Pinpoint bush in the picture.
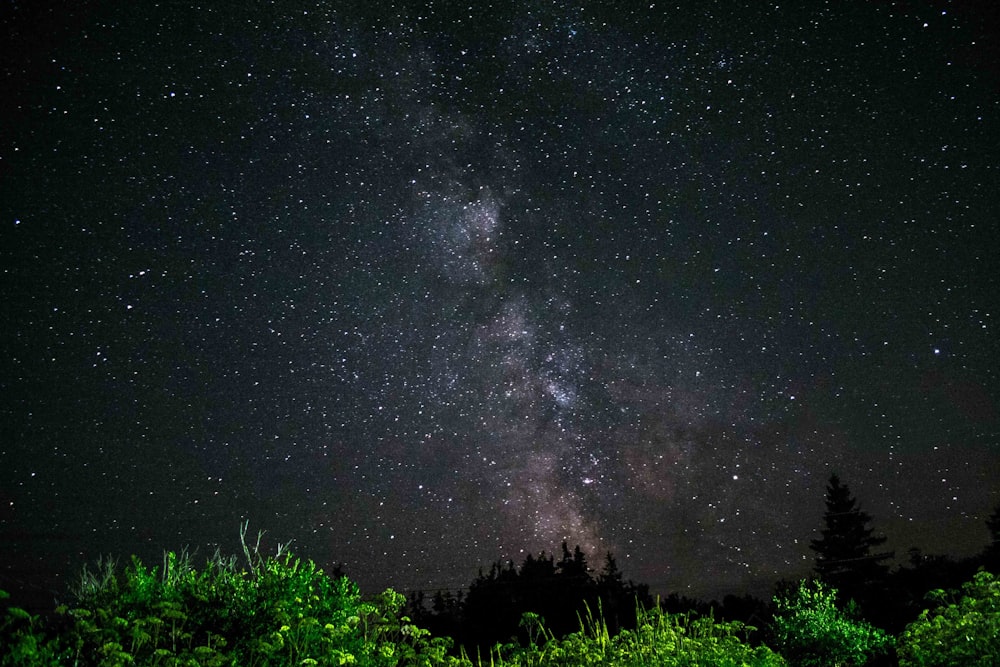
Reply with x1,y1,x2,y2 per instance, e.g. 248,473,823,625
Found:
897,569,1000,667
2,531,462,667
771,579,891,667
489,603,786,666
0,590,62,667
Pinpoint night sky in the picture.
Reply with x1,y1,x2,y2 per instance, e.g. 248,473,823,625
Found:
3,1,999,609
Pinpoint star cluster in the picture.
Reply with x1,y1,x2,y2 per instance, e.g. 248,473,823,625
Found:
2,1,999,605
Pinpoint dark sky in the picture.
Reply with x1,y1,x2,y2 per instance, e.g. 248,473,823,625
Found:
2,0,999,608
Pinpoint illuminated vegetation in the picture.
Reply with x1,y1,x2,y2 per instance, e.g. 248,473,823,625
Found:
2,520,999,665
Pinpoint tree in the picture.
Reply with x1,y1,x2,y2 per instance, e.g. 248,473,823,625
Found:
595,553,653,635
810,475,892,611
460,547,598,650
981,499,1000,573
771,579,892,667
441,543,659,653
556,542,590,581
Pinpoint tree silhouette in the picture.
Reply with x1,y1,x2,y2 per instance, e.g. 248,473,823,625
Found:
983,499,1000,573
409,543,651,654
461,544,598,646
557,542,590,582
810,474,892,612
595,552,653,635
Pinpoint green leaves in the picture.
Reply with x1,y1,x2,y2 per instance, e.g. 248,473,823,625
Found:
0,592,63,667
38,543,1000,667
897,569,1000,667
4,538,464,667
485,604,786,667
771,579,891,667
5,566,785,667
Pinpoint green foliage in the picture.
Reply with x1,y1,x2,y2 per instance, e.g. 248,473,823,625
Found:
0,589,62,667
2,567,787,667
485,602,786,667
10,529,1000,667
897,569,1000,667
0,525,465,667
0,529,798,667
771,579,891,667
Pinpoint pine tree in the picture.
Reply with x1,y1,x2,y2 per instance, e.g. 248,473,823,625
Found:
982,500,1000,572
810,474,892,605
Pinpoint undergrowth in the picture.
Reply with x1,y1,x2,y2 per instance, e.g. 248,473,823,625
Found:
2,526,996,666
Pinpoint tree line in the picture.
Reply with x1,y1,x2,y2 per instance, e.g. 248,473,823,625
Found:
406,543,653,652
404,474,1000,653
1,480,997,665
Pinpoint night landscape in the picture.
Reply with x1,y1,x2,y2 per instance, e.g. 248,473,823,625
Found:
2,1,999,664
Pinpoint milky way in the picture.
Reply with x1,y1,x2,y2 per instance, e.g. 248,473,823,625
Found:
2,1,999,606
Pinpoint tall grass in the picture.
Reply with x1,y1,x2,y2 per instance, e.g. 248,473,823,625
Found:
476,600,785,667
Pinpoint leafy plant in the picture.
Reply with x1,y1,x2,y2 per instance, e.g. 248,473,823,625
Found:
4,531,878,667
771,579,891,667
897,569,1000,667
0,590,63,667
486,601,785,666
16,525,476,667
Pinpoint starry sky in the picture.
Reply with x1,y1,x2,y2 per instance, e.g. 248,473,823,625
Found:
2,1,999,609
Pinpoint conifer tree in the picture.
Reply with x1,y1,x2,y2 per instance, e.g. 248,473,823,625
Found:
810,474,892,607
982,500,1000,572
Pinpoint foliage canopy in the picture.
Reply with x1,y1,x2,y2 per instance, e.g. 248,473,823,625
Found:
771,578,892,667
897,569,1000,667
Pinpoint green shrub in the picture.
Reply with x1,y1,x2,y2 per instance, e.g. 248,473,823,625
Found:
488,602,786,666
42,529,463,666
771,579,891,667
0,590,62,667
897,569,1000,667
